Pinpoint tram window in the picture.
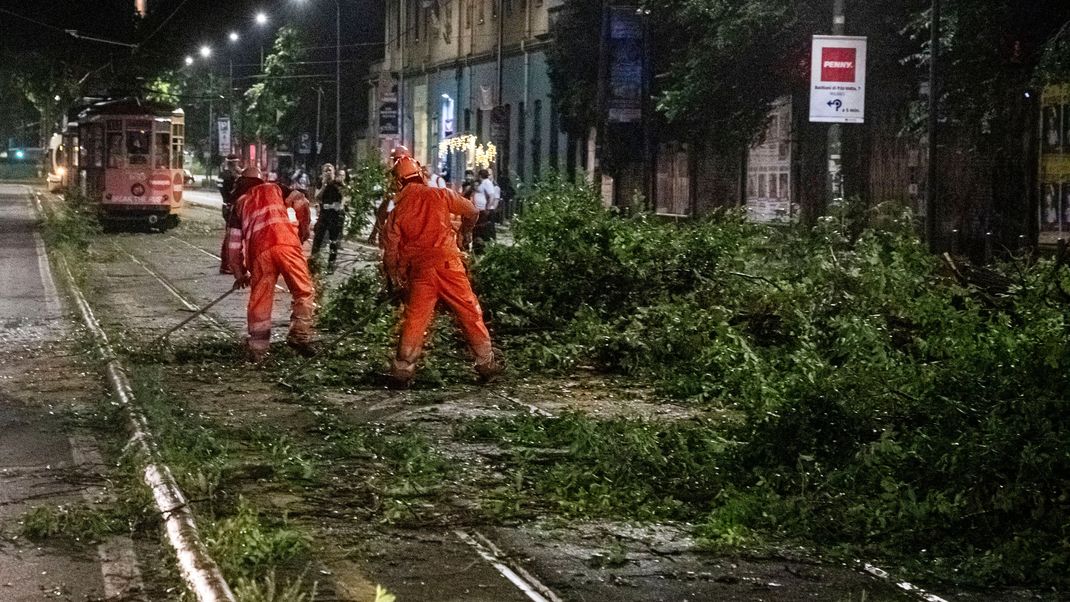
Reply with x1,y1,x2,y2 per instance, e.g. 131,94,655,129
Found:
87,125,104,168
154,133,170,169
126,128,151,165
172,141,184,169
107,132,125,168
107,119,122,132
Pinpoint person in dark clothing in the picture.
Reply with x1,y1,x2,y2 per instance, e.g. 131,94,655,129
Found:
311,163,346,271
217,156,242,274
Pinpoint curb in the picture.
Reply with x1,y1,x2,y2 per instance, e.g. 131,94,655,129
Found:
38,188,236,601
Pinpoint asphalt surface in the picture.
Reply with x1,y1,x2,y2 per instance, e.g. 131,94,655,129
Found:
0,184,116,600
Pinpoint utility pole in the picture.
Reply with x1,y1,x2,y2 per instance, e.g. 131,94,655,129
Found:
827,0,846,207
316,86,323,166
926,0,941,252
335,0,342,167
207,70,214,184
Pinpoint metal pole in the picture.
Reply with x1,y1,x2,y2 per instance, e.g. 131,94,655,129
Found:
826,0,845,210
229,57,235,157
336,0,342,167
208,71,214,183
316,86,323,166
926,0,940,252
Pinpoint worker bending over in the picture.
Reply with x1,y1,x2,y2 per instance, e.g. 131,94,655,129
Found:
381,152,502,387
224,167,317,361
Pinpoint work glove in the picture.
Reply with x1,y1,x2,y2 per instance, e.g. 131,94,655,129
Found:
234,271,251,289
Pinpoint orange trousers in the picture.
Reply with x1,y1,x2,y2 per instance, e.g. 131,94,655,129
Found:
248,245,316,352
397,257,492,365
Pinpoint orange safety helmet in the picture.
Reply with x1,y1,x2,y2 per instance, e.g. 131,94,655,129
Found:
390,146,411,161
391,155,424,184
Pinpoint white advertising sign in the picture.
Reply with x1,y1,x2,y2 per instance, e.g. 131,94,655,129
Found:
809,35,867,123
217,117,231,155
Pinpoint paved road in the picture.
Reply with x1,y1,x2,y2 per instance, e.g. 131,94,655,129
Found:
0,184,140,600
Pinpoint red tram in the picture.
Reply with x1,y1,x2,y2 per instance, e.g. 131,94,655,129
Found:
63,98,186,229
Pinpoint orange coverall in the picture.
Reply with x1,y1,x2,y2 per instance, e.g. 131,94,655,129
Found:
382,182,493,376
225,182,315,354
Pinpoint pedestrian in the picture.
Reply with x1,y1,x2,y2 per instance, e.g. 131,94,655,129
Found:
382,153,502,387
293,164,311,193
223,166,317,362
471,168,500,254
311,163,346,271
425,165,448,189
461,169,477,199
218,155,242,274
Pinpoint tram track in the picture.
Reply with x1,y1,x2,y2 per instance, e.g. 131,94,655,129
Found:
110,223,567,601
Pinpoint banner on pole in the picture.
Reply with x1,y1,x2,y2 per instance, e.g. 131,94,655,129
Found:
606,6,644,124
216,117,231,155
809,35,867,123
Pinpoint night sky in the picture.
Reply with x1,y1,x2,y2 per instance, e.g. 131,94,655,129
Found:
1,0,385,155
1,0,384,77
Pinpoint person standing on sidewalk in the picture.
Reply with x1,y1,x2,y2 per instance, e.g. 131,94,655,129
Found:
218,155,242,274
311,163,346,271
382,154,502,387
224,167,317,361
471,168,500,255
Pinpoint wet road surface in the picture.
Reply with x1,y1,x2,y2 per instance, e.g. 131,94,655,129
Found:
0,184,141,600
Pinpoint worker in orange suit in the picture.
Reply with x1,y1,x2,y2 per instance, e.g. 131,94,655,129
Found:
223,166,317,361
382,152,502,387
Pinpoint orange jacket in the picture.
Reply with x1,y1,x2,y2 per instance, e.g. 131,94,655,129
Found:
225,182,311,274
383,182,477,283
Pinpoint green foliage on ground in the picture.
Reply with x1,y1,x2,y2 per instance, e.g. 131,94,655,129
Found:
319,176,1070,586
469,178,1069,587
41,187,101,254
204,498,311,579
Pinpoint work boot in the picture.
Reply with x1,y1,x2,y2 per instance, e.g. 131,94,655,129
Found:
388,358,417,390
474,351,505,384
246,345,269,363
287,338,318,358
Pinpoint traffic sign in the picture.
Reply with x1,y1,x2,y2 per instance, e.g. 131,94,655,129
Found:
809,35,867,123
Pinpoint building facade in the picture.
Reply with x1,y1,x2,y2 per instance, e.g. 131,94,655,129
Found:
365,0,591,189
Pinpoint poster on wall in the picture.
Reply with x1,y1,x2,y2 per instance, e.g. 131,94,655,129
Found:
606,6,644,124
746,98,797,224
1040,85,1070,244
1043,104,1062,153
378,73,400,137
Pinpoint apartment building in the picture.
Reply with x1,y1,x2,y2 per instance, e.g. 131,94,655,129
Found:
365,0,584,186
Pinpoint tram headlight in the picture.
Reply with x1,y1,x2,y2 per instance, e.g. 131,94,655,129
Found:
131,183,146,197
56,167,66,177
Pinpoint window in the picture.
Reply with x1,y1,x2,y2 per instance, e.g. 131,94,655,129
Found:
154,133,171,169
126,120,152,166
464,109,471,132
476,109,484,140
516,101,526,180
505,0,512,16
479,0,485,23
532,99,542,178
547,102,557,170
107,132,124,168
466,0,473,29
415,0,421,40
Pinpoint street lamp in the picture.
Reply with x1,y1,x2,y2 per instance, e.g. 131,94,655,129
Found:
254,11,270,68
184,55,194,66
200,45,212,58
228,31,240,43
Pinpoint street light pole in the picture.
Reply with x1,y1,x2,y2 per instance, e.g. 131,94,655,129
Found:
826,0,846,211
335,0,342,167
926,0,941,252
